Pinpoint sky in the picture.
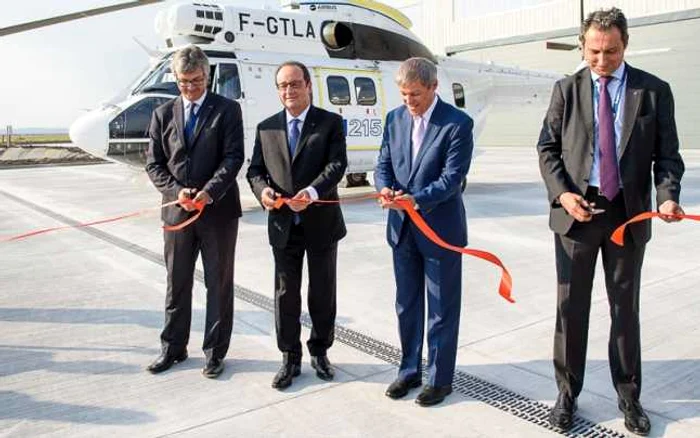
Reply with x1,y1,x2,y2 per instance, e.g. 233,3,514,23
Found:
0,0,527,130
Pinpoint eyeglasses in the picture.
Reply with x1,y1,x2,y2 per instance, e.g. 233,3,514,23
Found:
177,77,206,88
276,80,305,91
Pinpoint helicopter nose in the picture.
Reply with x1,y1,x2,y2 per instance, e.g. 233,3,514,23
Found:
69,109,112,159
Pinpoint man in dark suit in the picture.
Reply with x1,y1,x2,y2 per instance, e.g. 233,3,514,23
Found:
246,61,347,390
537,8,684,435
145,45,244,379
375,57,473,406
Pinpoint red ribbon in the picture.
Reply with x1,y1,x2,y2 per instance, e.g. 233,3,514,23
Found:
273,194,514,303
1,199,205,242
4,191,513,303
611,211,700,246
162,199,206,232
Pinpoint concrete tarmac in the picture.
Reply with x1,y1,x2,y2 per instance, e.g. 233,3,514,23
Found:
0,147,698,437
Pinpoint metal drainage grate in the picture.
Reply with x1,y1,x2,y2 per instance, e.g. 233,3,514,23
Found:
4,190,628,438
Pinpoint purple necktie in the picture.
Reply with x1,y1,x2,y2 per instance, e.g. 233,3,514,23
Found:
598,76,619,201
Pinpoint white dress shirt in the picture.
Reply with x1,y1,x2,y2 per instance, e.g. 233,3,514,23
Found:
412,95,439,161
182,91,207,126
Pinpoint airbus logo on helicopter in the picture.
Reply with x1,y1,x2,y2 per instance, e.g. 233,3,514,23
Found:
237,13,317,39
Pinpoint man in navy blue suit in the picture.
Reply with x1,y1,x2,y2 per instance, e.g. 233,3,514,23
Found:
375,57,474,406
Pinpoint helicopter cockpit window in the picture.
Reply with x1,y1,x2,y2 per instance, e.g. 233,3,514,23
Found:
109,96,172,139
133,59,179,96
354,77,376,106
216,64,242,100
452,83,465,108
327,76,350,106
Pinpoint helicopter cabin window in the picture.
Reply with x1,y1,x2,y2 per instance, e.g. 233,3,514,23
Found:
326,76,351,105
452,83,465,108
354,77,377,106
216,64,242,100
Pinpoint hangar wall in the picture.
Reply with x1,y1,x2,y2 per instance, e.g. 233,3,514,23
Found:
414,1,700,149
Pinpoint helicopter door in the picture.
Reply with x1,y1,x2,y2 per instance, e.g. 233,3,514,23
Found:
315,68,385,174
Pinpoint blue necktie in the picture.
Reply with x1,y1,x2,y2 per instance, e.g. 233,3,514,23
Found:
289,118,300,157
185,103,198,144
598,76,619,201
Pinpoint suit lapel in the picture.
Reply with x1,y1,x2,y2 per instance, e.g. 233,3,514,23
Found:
276,110,291,166
397,108,413,182
190,94,214,147
619,65,643,158
408,99,442,183
274,111,294,190
577,69,594,152
173,97,186,146
293,105,316,162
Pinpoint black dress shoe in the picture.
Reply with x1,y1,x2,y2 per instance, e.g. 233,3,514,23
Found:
549,391,577,431
311,355,334,381
272,362,301,389
618,398,651,436
415,385,452,406
202,358,224,379
146,350,188,374
385,376,422,399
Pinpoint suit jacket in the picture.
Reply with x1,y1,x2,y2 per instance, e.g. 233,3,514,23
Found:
146,93,245,226
374,98,474,255
246,105,347,249
537,64,684,244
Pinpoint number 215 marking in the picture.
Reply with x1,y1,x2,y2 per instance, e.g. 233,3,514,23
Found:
347,119,382,137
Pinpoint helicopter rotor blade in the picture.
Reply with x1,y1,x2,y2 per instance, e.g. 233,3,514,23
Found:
0,0,165,37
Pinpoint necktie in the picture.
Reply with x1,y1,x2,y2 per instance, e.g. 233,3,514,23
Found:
411,116,426,162
598,76,619,200
185,103,198,145
289,118,300,157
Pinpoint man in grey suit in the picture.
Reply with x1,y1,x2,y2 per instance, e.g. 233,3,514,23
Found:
247,61,347,390
537,8,684,435
146,45,244,379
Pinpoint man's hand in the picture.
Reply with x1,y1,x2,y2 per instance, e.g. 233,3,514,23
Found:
394,193,417,209
658,200,684,223
261,187,279,211
178,188,198,212
378,187,406,210
559,191,594,222
193,190,212,206
288,189,312,212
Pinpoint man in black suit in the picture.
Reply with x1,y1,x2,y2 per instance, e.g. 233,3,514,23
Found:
246,61,347,389
537,8,684,435
145,45,244,379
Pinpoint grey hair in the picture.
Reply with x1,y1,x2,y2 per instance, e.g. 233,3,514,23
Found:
171,45,210,79
395,57,437,87
579,7,629,48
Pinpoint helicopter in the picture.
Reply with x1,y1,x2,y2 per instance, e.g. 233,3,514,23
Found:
4,0,562,187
